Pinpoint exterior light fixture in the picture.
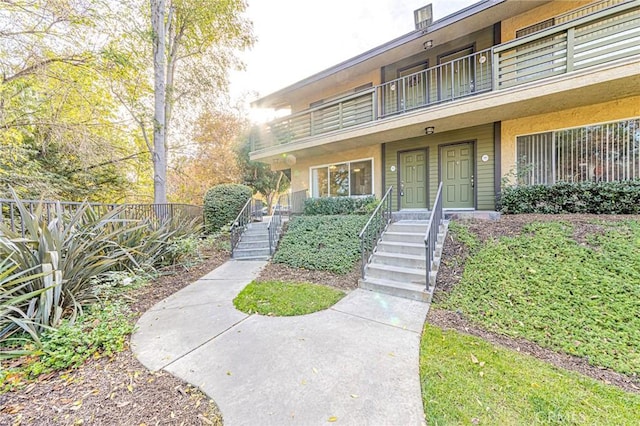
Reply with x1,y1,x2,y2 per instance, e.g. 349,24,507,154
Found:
425,126,435,135
423,39,434,50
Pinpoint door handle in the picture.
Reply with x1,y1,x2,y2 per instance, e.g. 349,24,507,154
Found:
400,181,405,196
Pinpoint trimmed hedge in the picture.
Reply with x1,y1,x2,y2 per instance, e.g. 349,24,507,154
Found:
303,196,377,215
203,183,252,233
273,215,368,274
499,181,640,214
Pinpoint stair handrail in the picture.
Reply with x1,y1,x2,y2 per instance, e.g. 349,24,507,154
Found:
358,186,393,279
230,197,256,256
423,182,444,291
268,203,283,255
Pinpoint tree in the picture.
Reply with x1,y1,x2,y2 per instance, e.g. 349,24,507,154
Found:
168,109,244,204
0,0,151,201
238,135,290,212
148,0,253,204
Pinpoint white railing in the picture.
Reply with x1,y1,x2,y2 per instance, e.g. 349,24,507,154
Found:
378,49,492,117
251,1,640,153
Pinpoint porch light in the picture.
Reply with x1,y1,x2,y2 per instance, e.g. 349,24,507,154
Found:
353,168,361,172
423,39,433,50
425,126,435,135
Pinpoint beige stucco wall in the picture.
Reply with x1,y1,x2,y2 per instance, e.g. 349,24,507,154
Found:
501,1,592,42
287,144,383,197
290,69,381,113
501,95,640,180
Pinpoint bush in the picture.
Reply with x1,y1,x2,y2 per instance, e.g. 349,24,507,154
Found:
273,215,368,274
203,184,252,233
303,196,377,216
499,181,640,214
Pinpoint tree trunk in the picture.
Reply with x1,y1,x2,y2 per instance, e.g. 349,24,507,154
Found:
151,0,167,204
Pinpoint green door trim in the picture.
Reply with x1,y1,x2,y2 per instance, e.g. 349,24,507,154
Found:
397,148,429,210
438,140,477,209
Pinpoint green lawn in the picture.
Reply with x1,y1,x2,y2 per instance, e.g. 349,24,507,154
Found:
421,325,640,425
233,281,345,316
439,220,640,375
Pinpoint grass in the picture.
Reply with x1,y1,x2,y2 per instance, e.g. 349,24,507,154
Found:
233,281,345,316
439,220,640,375
420,324,640,425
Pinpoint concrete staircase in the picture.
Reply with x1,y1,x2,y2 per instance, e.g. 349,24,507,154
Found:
232,221,272,261
359,220,449,302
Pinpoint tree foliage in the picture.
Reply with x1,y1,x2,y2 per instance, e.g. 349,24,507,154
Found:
0,0,254,202
238,138,290,211
169,109,244,204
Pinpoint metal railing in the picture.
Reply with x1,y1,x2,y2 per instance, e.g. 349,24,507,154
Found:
379,49,492,117
230,198,260,256
0,198,204,236
423,182,444,292
268,204,283,255
250,1,640,153
494,0,640,88
358,186,393,279
252,90,375,151
277,189,308,215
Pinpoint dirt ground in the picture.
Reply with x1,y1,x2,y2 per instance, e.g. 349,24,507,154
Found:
433,213,640,394
0,247,229,426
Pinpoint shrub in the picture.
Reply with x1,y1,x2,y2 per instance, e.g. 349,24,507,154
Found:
203,184,252,233
303,196,377,216
499,181,640,214
273,215,368,274
0,193,189,345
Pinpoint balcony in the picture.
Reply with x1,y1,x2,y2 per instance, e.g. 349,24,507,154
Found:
251,0,640,155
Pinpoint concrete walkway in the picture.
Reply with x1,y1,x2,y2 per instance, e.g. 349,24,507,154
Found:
131,260,430,425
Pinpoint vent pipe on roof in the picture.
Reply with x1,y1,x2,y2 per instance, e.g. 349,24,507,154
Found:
414,4,433,30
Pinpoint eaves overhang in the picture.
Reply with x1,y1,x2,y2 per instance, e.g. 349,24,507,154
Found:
251,0,508,109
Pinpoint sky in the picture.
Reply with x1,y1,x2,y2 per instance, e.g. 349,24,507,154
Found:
229,0,480,112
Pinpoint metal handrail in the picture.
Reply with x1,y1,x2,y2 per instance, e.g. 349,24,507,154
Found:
358,186,393,279
423,182,444,292
268,204,283,255
230,197,255,256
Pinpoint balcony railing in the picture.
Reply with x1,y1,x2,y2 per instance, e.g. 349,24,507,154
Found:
251,0,640,153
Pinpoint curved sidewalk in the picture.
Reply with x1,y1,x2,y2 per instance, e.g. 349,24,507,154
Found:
131,260,430,425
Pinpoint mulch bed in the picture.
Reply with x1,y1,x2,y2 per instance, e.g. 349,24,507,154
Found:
256,262,360,292
0,247,229,426
432,213,640,394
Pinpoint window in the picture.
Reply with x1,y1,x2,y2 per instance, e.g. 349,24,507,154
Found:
311,159,373,197
517,118,640,185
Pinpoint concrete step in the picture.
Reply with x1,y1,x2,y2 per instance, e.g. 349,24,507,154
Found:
370,252,426,270
364,263,426,285
240,232,270,242
233,255,270,261
377,241,424,257
237,240,270,249
359,277,431,302
387,221,429,234
382,231,425,244
233,247,271,259
247,222,269,230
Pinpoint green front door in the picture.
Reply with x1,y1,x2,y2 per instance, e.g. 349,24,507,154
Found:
441,143,474,209
399,150,427,209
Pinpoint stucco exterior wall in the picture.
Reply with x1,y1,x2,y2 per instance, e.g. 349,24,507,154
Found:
287,144,383,198
290,68,381,113
501,1,591,42
501,95,640,180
